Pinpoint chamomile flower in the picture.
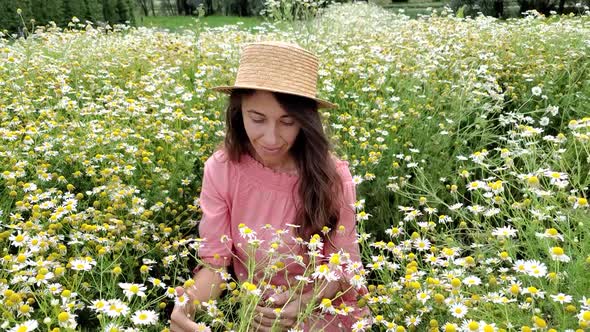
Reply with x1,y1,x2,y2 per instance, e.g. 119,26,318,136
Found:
104,299,130,317
193,323,212,332
8,320,38,332
549,246,570,262
535,228,564,241
491,226,517,238
9,232,29,247
352,175,363,185
89,299,108,313
319,298,336,314
524,260,548,277
467,180,485,191
70,258,94,271
131,310,158,325
351,318,371,332
312,264,339,281
462,276,482,287
578,310,590,324
104,323,123,332
118,283,147,300
241,282,261,296
550,293,572,304
449,303,468,318
411,237,430,251
574,197,588,209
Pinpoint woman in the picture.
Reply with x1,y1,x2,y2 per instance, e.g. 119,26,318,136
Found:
170,41,368,332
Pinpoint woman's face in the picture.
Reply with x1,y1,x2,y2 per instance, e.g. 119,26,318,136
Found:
241,90,301,168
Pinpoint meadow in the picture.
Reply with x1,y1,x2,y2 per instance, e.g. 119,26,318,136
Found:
1,3,589,331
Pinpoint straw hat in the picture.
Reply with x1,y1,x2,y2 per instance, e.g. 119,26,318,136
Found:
211,41,337,109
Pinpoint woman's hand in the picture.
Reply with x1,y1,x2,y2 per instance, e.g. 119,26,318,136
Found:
252,291,301,332
170,286,201,332
250,280,343,331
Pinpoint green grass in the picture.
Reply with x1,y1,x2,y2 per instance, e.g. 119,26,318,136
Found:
383,2,449,18
385,1,448,8
138,15,267,32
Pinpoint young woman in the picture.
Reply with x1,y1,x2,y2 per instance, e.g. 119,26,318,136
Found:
170,41,368,332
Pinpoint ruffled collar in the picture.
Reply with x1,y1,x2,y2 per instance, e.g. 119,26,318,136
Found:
239,153,301,192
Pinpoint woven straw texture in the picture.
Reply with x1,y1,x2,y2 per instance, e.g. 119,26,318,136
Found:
212,41,337,109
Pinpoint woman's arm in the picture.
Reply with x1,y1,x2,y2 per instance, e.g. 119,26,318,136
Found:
170,266,226,332
186,266,226,309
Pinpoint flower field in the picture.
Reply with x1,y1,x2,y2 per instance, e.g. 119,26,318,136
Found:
1,3,589,331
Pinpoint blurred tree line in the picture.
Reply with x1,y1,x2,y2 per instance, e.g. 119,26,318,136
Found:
153,0,268,16
1,0,272,34
450,0,589,18
1,0,135,34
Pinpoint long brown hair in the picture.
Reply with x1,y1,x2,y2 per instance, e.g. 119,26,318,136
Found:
221,88,343,240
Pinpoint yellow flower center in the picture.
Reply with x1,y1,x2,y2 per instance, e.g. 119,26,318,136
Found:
527,176,539,185
58,311,70,322
551,247,564,255
329,254,341,265
444,325,457,332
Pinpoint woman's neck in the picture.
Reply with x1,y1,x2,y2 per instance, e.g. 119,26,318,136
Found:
247,146,297,174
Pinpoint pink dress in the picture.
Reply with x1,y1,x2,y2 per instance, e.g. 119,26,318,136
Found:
195,150,369,331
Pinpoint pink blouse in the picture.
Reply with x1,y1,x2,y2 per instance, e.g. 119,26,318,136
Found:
196,149,368,331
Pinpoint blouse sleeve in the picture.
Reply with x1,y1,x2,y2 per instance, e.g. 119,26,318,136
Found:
323,162,368,302
194,152,234,274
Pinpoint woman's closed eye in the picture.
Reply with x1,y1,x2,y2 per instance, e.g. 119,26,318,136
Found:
251,118,295,126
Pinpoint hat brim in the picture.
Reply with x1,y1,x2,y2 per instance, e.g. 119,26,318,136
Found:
211,85,338,110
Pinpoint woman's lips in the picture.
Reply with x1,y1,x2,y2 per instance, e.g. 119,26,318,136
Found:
260,145,282,154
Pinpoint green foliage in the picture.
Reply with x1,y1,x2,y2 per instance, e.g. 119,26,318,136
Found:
211,0,242,15
62,0,87,22
456,3,466,16
0,0,32,34
0,0,135,34
85,0,104,22
30,0,65,26
260,0,333,21
450,0,503,17
247,0,268,16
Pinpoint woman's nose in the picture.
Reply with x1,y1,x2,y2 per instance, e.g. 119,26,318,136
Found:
262,125,280,146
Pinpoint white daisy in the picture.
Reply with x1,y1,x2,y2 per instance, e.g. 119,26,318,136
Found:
449,303,468,318
70,258,94,271
462,276,482,287
118,283,147,300
104,299,130,318
550,293,572,304
491,226,517,238
8,320,38,332
131,310,158,325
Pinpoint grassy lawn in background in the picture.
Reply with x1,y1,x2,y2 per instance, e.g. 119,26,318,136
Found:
139,15,267,32
385,1,450,18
